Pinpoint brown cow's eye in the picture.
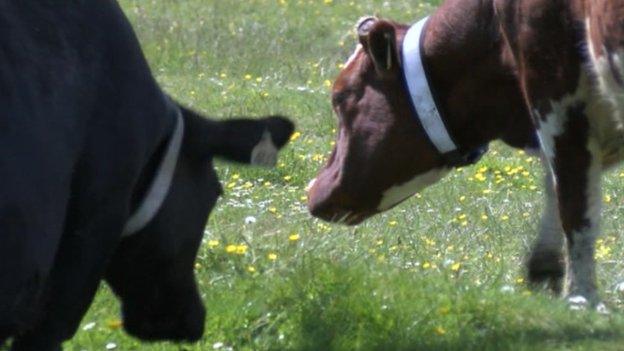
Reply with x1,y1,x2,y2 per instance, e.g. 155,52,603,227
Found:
331,91,348,106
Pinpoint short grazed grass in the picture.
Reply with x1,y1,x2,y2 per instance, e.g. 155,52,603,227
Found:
50,1,624,350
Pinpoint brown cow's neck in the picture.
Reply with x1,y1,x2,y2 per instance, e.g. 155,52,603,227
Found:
418,0,536,151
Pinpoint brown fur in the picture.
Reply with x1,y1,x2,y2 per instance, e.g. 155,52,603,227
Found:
310,0,624,302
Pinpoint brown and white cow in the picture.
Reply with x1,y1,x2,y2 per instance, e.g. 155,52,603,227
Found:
308,0,624,307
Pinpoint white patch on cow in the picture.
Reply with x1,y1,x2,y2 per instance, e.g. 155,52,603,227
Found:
532,72,617,180
535,108,565,163
377,168,449,211
579,30,624,167
566,139,602,304
532,165,564,260
250,130,277,167
586,17,624,123
534,72,593,161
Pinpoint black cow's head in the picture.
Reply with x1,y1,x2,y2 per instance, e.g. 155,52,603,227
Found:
105,106,294,341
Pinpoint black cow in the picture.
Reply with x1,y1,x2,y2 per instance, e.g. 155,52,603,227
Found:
0,1,294,350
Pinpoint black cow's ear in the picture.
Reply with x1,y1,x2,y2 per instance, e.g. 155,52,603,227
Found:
358,18,399,75
263,116,295,149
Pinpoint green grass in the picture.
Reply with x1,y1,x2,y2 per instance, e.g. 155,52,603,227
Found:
41,0,624,350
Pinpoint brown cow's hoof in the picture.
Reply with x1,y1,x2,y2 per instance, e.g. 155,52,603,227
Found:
567,295,609,314
526,249,565,295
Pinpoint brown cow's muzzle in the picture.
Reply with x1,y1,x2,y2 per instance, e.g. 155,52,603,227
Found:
307,176,375,225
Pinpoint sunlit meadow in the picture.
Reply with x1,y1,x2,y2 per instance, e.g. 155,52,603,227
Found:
46,0,624,350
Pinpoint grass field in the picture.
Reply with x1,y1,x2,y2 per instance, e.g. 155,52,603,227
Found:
50,0,624,350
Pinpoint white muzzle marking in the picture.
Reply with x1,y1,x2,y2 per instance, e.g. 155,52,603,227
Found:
377,168,449,211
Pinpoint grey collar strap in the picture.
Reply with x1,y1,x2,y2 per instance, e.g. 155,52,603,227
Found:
402,16,458,154
122,109,184,237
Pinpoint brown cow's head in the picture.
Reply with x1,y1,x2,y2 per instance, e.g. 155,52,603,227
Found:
308,17,452,225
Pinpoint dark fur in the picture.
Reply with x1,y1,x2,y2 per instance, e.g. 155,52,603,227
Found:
0,1,293,349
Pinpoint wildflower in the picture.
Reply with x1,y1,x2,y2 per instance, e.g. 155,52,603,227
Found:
289,233,300,241
244,74,252,80
451,262,461,272
235,245,248,255
225,245,236,253
107,319,123,330
596,241,612,259
474,173,487,182
208,240,220,248
434,326,446,336
247,266,256,273
268,253,278,261
290,131,302,142
604,195,612,203
244,216,257,224
388,220,398,227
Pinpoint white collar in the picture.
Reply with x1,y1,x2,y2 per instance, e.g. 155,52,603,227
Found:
122,109,184,237
402,17,458,155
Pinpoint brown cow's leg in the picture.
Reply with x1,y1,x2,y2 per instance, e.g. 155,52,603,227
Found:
531,87,602,305
495,0,604,305
526,165,565,294
553,133,601,305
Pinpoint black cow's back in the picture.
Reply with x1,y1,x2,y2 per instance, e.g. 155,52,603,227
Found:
0,0,176,343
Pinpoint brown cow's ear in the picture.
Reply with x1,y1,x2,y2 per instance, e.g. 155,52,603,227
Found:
356,16,378,40
358,18,399,75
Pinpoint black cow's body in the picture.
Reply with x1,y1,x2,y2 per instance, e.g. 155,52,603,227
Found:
0,2,293,350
